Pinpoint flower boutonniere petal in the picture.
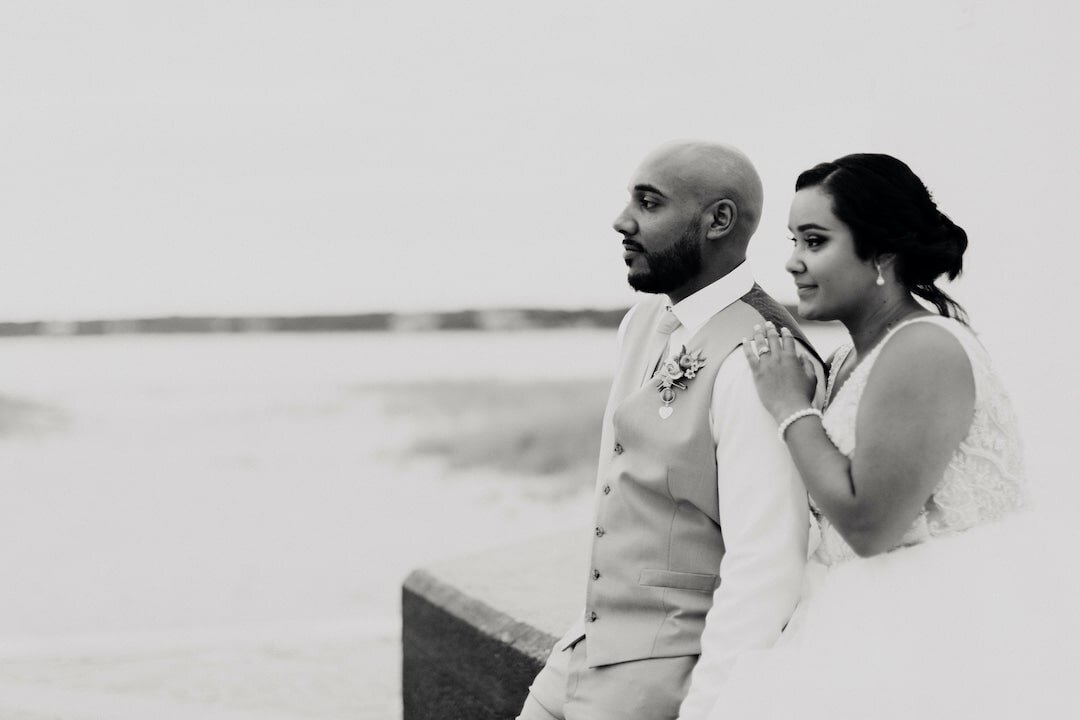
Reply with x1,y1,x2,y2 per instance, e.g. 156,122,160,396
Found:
652,346,707,419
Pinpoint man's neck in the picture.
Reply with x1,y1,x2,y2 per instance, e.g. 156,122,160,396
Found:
668,258,747,305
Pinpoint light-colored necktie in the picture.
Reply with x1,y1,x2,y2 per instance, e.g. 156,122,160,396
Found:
656,307,682,336
649,307,682,381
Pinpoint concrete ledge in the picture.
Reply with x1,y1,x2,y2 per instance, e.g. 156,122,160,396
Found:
402,532,587,720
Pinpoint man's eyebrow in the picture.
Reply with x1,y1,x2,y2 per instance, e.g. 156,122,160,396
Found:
632,183,668,197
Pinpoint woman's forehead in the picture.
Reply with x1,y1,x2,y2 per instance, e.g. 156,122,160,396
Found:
789,187,840,227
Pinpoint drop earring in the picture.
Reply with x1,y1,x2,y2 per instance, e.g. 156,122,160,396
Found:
875,262,885,286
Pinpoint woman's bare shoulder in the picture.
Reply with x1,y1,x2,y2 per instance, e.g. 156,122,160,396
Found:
867,318,973,400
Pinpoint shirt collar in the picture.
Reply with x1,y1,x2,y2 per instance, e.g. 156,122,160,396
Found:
667,262,755,336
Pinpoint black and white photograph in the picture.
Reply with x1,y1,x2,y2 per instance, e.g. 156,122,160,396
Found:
0,1,1077,718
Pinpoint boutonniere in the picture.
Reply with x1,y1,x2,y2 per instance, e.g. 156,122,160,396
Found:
653,346,707,419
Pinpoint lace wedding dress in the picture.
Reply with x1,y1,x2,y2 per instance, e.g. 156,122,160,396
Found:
707,316,1079,719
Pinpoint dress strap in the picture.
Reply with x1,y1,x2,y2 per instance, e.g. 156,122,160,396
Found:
877,315,984,363
882,314,966,341
824,343,854,405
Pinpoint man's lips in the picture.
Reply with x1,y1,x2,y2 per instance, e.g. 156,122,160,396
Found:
622,242,644,262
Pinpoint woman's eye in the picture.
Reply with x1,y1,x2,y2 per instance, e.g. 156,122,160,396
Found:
805,235,824,247
639,199,656,210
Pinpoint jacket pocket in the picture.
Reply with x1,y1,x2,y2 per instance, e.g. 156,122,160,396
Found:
638,569,719,593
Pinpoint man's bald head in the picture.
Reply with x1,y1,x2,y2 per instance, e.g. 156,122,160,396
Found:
635,141,764,251
613,141,765,301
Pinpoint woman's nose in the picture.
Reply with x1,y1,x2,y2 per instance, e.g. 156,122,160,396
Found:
785,248,804,275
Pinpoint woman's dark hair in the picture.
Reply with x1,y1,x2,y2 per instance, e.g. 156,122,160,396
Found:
795,153,969,323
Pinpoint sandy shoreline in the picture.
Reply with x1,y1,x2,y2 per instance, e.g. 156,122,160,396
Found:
0,331,619,719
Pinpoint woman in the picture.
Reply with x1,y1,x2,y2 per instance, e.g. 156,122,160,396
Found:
708,154,1077,718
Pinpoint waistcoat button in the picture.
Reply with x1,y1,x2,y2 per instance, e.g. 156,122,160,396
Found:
613,443,623,454
592,569,601,580
595,527,605,537
602,485,611,495
587,611,598,622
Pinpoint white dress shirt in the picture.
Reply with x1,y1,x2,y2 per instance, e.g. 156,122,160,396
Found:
619,263,822,720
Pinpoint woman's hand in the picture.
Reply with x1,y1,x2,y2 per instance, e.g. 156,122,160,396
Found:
743,322,818,422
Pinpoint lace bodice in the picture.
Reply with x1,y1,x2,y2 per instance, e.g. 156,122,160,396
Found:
812,315,1026,565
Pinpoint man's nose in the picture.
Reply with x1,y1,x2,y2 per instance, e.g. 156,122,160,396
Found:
612,207,636,236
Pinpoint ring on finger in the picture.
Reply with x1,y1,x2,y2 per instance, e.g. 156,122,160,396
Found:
756,345,772,357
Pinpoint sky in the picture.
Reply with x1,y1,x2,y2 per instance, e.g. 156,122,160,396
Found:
1,0,1077,324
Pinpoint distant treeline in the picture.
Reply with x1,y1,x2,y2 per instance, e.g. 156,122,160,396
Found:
0,308,627,337
0,305,808,337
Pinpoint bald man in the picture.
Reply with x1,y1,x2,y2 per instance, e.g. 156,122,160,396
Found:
516,142,823,720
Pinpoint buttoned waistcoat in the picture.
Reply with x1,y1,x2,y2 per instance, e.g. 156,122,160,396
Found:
558,285,814,668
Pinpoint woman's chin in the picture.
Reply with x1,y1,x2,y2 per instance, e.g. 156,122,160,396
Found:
795,301,836,324
796,300,821,321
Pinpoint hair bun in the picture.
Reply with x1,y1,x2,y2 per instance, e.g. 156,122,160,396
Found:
909,212,967,282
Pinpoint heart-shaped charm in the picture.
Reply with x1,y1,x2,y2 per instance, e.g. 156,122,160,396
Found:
658,406,673,420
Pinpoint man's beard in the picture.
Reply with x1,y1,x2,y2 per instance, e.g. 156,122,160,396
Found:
627,220,703,294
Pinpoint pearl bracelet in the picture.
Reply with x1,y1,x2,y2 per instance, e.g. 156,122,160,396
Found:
777,407,823,442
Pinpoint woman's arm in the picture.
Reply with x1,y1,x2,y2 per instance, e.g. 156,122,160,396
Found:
747,321,975,557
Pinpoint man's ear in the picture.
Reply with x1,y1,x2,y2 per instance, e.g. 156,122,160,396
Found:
705,199,737,240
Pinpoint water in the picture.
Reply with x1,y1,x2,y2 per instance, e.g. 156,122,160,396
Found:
0,325,851,719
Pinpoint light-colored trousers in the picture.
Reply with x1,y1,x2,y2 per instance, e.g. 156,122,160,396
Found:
516,637,696,720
